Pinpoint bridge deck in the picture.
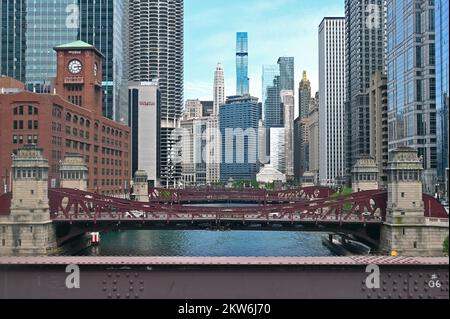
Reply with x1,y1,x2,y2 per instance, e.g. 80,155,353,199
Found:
0,256,447,265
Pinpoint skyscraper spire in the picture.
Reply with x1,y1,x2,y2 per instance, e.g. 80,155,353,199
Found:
236,32,249,95
303,70,308,82
213,62,225,116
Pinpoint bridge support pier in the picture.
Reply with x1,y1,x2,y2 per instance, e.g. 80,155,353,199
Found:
379,148,449,257
0,145,57,256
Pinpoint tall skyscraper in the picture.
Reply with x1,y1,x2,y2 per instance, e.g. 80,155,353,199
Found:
319,18,346,186
386,0,436,194
436,0,449,196
264,75,282,128
220,95,260,182
129,0,184,188
207,63,224,184
128,81,160,186
213,63,225,115
0,0,128,122
262,65,279,122
344,0,386,178
308,92,320,178
369,72,388,188
236,32,249,95
298,71,311,178
278,57,295,91
281,90,295,181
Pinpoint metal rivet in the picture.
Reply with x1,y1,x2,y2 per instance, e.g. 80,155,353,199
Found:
113,286,117,292
102,287,107,292
116,294,120,299
140,287,144,291
129,287,134,291
108,293,112,299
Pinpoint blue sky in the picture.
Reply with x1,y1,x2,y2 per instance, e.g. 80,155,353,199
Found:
185,0,344,108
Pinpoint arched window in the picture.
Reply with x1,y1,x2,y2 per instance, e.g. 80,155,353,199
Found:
73,115,78,124
66,113,72,122
80,117,85,126
86,120,91,128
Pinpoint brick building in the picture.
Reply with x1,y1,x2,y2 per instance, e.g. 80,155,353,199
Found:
0,41,131,196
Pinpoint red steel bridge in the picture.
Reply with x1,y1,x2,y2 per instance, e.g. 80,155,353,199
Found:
0,186,447,247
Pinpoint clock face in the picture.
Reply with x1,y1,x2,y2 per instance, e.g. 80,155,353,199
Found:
68,59,82,74
94,63,98,77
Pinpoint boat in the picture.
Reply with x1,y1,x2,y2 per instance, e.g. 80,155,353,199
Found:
322,234,371,255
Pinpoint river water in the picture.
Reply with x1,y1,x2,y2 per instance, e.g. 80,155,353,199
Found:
78,230,333,256
78,203,334,256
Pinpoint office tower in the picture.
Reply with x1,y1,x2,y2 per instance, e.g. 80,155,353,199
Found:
319,18,346,186
180,117,208,187
201,101,214,117
298,71,311,178
236,32,249,95
0,0,128,122
220,95,260,182
128,81,160,186
294,117,301,182
436,0,449,197
129,0,184,188
184,99,203,119
262,65,280,122
281,90,295,180
369,72,388,188
214,63,225,115
278,57,295,91
386,0,436,194
270,128,286,173
264,75,282,128
345,0,386,178
308,92,320,178
207,63,224,185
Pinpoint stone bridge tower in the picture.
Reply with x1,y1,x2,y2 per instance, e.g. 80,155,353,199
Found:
0,145,57,255
59,154,88,191
133,171,149,202
380,147,448,256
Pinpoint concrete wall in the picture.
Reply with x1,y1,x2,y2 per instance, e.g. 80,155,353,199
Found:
380,223,449,257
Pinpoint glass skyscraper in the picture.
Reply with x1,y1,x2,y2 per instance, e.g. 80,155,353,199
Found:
344,0,386,178
0,0,128,122
278,57,295,91
386,0,437,194
262,65,279,122
220,95,261,182
436,0,449,184
236,32,249,95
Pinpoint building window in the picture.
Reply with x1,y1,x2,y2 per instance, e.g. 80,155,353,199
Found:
19,105,23,115
28,105,33,115
19,121,23,129
2,239,5,246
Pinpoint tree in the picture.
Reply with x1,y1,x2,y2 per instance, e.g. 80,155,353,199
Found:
444,236,449,255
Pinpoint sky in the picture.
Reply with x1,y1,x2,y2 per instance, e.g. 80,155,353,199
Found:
184,0,345,113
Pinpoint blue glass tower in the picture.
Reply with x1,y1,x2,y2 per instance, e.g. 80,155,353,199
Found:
220,95,261,182
262,65,279,122
236,32,249,95
436,0,449,180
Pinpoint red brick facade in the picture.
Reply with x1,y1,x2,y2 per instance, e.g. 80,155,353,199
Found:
0,43,130,196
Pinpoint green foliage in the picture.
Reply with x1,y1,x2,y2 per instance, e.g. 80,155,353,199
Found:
444,236,449,255
330,187,353,210
232,180,259,189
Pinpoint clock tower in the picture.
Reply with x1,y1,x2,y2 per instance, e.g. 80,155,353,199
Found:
53,40,103,115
